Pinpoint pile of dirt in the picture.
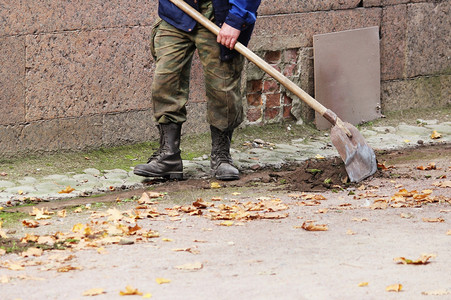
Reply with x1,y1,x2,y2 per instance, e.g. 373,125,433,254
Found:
278,157,350,191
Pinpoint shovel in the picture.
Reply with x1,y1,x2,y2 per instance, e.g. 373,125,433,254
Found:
168,0,377,182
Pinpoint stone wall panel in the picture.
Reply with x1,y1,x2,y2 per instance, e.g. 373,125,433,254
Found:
0,36,26,125
381,75,449,112
258,0,361,16
21,116,103,153
25,26,154,122
250,8,382,51
0,125,23,156
381,4,408,81
405,2,451,77
0,1,157,37
102,111,157,146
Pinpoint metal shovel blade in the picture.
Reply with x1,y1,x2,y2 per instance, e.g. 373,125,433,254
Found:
330,122,377,182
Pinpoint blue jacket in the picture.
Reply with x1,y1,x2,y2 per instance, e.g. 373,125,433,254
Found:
158,0,261,60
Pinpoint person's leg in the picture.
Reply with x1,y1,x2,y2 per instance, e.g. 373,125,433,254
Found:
194,3,245,180
134,21,195,179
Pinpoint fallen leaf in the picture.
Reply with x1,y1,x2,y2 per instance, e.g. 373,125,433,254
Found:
0,249,6,256
394,254,436,265
119,285,143,296
447,230,451,235
22,219,39,228
142,293,152,299
352,218,368,222
219,221,234,226
422,217,445,223
57,210,67,218
57,265,81,272
175,262,203,271
315,154,325,159
346,229,356,235
298,221,328,231
83,288,106,296
210,182,221,189
58,186,75,194
7,262,25,271
416,162,436,170
97,247,108,254
358,282,369,287
386,283,402,292
370,199,388,210
155,278,171,284
138,192,154,204
433,180,451,188
422,289,450,296
21,247,43,257
72,223,84,232
431,130,442,139
162,238,173,242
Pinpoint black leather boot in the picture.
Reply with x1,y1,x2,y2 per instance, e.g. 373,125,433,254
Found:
210,125,239,180
134,123,183,180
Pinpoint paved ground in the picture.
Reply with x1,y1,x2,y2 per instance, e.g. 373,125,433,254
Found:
0,118,450,299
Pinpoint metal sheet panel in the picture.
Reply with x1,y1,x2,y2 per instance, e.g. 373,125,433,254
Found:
313,26,381,130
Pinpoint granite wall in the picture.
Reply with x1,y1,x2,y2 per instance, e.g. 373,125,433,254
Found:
1,0,450,156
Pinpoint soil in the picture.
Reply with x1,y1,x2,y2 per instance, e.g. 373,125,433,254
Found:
1,144,450,299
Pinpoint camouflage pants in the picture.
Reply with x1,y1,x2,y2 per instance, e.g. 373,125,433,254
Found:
151,0,244,131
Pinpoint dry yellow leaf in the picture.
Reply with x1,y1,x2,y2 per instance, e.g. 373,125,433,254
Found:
394,254,436,265
346,229,356,235
83,288,105,296
219,221,234,226
431,130,442,139
298,221,328,231
97,247,108,254
422,217,445,223
155,278,171,284
315,154,325,159
58,186,75,194
175,262,203,271
162,238,173,242
7,263,25,271
447,230,451,235
57,265,80,272
22,219,39,228
57,209,67,218
72,223,84,232
0,229,8,239
386,283,402,292
119,285,143,296
21,247,43,257
358,282,369,287
143,293,152,298
210,182,221,189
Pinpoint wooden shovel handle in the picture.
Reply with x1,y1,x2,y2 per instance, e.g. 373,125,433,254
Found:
169,0,351,135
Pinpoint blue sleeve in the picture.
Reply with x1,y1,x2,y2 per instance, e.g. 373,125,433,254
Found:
225,0,261,30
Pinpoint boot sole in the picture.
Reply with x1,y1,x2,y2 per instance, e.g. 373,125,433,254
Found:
214,174,240,181
133,169,183,180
